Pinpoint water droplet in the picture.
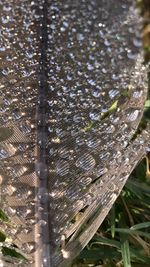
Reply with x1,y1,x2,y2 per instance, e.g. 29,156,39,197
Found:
63,21,69,28
3,6,12,12
91,88,101,98
83,194,92,205
0,148,9,159
87,63,94,70
73,114,83,123
16,206,32,219
104,39,111,46
0,46,6,52
77,33,84,41
49,189,64,199
38,220,47,226
101,105,108,113
60,27,66,32
132,90,143,98
51,136,61,144
5,207,16,217
110,193,117,202
55,160,69,176
89,110,100,121
127,50,137,60
87,79,96,86
86,137,100,148
119,172,129,182
79,176,92,186
13,186,32,200
108,89,119,99
19,121,31,133
2,16,10,24
102,68,107,74
95,166,108,176
76,153,96,171
107,182,116,192
99,151,110,161
76,136,85,146
26,51,34,59
126,109,139,122
133,38,142,47
12,109,22,120
0,144,16,159
35,162,48,180
37,188,49,204
73,200,84,210
105,125,115,133
112,74,119,80
21,242,37,254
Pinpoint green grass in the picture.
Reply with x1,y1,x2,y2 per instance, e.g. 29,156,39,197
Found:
72,160,150,267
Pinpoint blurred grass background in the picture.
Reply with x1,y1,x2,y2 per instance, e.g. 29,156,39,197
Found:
0,0,150,266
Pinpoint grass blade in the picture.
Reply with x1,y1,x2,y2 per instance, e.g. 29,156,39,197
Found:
115,228,150,239
120,239,131,267
131,222,150,230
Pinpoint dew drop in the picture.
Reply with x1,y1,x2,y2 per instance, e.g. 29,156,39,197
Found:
76,33,84,41
104,39,111,46
38,220,47,226
83,194,92,205
35,162,48,180
5,207,16,217
89,110,100,121
127,50,137,60
105,125,115,133
0,148,9,159
21,242,37,254
102,68,107,74
73,200,84,210
3,6,11,12
99,151,110,161
86,137,100,148
108,89,119,99
0,144,16,159
112,74,119,80
0,46,6,52
55,160,69,176
51,136,61,144
79,176,92,186
19,121,31,133
133,38,142,48
26,51,34,59
73,114,83,123
76,153,96,171
60,26,66,32
37,188,49,204
91,88,101,98
126,109,139,122
132,90,143,98
12,109,22,120
87,79,96,86
95,166,108,176
16,206,32,219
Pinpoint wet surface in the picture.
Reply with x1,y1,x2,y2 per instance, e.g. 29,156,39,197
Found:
0,0,149,267
0,0,41,265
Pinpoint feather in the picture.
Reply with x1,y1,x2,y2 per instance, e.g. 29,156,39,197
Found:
0,0,149,266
